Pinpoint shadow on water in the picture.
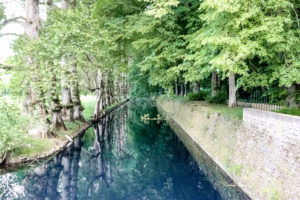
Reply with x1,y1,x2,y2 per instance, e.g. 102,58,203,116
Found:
0,100,222,200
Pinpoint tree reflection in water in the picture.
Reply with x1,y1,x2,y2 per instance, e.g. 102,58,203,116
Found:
0,101,221,200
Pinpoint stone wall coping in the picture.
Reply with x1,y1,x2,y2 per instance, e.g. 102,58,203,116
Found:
243,108,300,125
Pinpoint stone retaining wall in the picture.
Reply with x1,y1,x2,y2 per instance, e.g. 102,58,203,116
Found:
243,108,300,136
157,97,300,200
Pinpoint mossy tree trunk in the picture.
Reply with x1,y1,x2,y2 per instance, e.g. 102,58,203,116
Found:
94,69,103,120
211,72,217,97
228,73,237,107
23,0,40,113
175,81,179,95
70,59,85,122
193,82,199,94
286,84,298,108
50,65,66,131
180,84,184,96
61,56,74,122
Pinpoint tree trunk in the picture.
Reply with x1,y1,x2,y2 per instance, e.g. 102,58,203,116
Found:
103,74,108,108
193,82,199,94
184,83,187,96
61,0,69,9
59,5,74,121
61,56,74,121
46,0,54,11
175,82,179,95
61,86,74,121
217,74,221,90
50,65,66,131
71,0,76,8
70,58,85,122
23,0,40,112
180,84,184,96
124,75,128,98
25,0,40,39
286,85,297,108
211,72,217,97
50,92,66,131
228,73,237,107
25,0,52,136
115,76,119,102
94,69,103,120
118,73,126,100
51,106,66,131
24,0,40,112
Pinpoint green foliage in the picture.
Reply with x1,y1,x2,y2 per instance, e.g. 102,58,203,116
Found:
132,0,300,103
187,90,208,101
277,107,300,116
206,91,228,104
265,87,288,104
129,63,159,98
0,2,4,22
0,2,6,30
0,98,27,157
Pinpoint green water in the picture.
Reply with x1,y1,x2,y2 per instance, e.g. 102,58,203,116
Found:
0,100,221,200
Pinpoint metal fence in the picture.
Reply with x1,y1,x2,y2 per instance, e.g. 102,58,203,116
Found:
237,101,285,112
238,90,286,112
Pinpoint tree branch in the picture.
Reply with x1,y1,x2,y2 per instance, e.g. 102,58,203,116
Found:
0,64,18,70
0,33,21,37
87,87,101,92
0,17,26,27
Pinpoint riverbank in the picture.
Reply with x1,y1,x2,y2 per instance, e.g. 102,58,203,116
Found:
157,96,300,200
0,98,129,171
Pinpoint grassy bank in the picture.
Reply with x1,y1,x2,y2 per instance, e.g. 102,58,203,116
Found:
0,95,96,162
159,94,243,121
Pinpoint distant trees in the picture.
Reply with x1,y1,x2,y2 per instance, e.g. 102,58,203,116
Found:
2,0,299,135
127,0,300,107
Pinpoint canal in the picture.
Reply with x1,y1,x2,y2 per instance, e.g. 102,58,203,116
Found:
0,100,221,200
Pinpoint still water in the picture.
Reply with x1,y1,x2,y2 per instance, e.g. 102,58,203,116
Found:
0,101,221,200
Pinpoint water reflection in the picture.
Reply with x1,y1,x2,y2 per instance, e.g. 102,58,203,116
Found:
0,101,221,200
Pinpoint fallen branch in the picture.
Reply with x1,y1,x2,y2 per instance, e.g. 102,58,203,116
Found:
0,64,19,70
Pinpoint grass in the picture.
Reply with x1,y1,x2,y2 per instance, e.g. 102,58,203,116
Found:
209,103,243,121
1,95,96,161
159,94,189,102
159,95,243,120
81,95,96,120
54,95,96,138
276,107,300,116
104,98,128,112
54,120,84,138
11,137,51,157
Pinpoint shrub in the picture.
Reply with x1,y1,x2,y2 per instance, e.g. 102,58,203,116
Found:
206,91,228,104
188,90,209,101
277,107,300,116
0,98,26,158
